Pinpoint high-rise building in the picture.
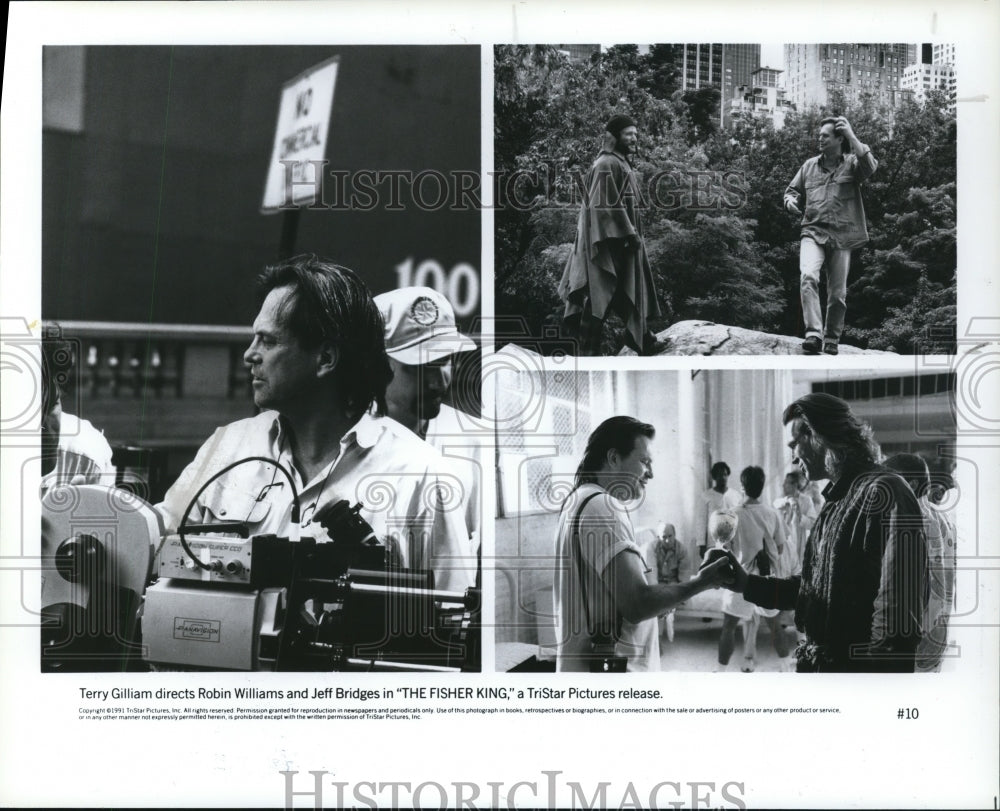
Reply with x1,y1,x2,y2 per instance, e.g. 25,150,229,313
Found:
929,43,957,112
729,66,796,130
674,44,761,128
903,61,956,112
555,44,601,63
932,43,956,67
783,44,915,110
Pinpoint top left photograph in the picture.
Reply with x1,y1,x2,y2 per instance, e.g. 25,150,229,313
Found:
39,45,483,673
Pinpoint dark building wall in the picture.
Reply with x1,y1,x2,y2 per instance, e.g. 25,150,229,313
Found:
43,45,481,328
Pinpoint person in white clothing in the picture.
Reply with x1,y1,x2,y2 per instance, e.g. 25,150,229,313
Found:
772,468,818,575
717,466,792,672
157,255,474,592
885,453,956,672
697,461,742,560
374,286,480,553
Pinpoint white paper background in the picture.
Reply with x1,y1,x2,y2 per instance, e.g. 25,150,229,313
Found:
2,1,998,808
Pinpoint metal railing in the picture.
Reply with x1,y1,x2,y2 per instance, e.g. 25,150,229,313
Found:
59,320,253,401
56,321,256,449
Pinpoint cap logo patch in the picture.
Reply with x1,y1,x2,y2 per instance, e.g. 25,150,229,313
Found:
410,296,440,326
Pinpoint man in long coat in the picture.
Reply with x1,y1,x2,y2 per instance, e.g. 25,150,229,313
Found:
559,114,665,356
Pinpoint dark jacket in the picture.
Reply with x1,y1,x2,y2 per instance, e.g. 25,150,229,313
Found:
744,464,928,672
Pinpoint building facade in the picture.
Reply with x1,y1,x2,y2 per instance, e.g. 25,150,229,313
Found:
902,61,956,110
783,43,915,110
932,43,956,67
930,43,957,112
675,44,761,128
729,66,796,130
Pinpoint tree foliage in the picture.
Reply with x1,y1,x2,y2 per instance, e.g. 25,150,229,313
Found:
494,46,957,354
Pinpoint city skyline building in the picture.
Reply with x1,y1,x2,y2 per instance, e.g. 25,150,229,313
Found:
902,61,956,112
782,43,915,111
930,43,957,112
675,44,761,128
729,66,796,130
932,43,956,67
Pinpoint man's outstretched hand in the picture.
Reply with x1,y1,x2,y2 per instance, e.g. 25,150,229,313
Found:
697,548,736,589
699,547,748,592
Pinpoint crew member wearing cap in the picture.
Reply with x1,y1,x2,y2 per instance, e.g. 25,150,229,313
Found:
558,113,666,356
374,286,480,550
158,256,474,592
373,287,475,441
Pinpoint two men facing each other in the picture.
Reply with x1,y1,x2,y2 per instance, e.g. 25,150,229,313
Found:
555,393,934,674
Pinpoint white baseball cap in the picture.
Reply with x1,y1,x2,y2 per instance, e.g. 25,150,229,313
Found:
374,287,475,365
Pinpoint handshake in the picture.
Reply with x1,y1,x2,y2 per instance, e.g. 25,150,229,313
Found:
697,547,745,592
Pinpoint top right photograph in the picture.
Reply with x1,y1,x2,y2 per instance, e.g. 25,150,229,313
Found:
494,43,956,357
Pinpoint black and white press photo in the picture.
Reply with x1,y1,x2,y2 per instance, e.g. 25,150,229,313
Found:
38,45,483,673
493,367,959,674
495,44,957,357
2,3,998,809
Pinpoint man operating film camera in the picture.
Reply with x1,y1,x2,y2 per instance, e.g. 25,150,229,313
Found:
145,255,477,671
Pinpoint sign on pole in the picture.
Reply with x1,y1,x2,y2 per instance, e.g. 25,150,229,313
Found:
260,56,339,212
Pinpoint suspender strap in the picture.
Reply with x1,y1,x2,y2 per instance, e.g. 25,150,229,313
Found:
571,490,623,644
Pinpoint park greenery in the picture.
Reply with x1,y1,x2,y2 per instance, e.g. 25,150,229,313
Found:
495,44,957,354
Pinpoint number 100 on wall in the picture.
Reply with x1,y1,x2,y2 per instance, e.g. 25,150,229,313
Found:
395,258,479,317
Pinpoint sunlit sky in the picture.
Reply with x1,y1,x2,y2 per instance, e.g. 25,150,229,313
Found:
602,43,788,76
760,44,784,71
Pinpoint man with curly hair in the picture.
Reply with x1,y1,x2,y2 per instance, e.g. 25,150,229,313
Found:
721,393,928,672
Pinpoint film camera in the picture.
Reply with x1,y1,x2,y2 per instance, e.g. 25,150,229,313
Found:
41,466,480,672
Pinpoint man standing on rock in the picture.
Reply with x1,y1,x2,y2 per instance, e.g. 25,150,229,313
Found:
784,116,877,356
559,113,667,356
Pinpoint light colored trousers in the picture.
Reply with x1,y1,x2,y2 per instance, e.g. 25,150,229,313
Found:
800,237,851,343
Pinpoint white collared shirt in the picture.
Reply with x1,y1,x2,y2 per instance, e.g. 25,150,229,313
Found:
40,412,116,493
422,403,481,552
157,410,475,591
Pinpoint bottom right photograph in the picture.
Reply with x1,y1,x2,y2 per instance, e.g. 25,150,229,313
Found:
493,366,958,674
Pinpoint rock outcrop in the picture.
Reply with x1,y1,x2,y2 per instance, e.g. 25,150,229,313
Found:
623,320,897,356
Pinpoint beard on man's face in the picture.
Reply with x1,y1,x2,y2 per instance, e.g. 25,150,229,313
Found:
416,395,443,422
